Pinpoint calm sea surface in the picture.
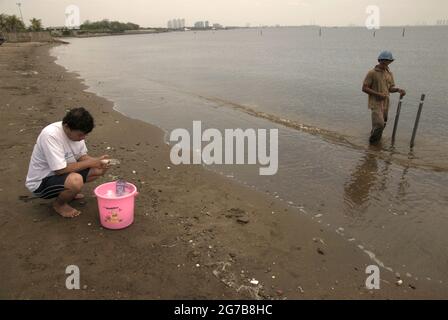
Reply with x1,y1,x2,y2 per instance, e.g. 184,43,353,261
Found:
53,27,448,288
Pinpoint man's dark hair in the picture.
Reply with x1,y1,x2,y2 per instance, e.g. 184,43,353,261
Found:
62,107,95,134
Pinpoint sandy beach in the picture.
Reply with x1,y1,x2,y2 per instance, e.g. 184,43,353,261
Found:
0,42,446,299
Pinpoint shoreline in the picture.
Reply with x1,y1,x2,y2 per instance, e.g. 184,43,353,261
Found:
0,42,446,299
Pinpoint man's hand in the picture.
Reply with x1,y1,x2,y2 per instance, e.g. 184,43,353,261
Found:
87,155,110,169
86,158,103,169
377,92,389,100
98,155,111,169
390,87,406,98
362,84,389,100
99,155,110,162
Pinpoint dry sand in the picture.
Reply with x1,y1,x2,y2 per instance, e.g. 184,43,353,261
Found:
0,42,446,299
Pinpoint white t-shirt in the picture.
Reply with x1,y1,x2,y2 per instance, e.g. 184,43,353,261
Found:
25,121,88,192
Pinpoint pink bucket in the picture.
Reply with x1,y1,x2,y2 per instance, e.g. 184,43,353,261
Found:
94,181,138,230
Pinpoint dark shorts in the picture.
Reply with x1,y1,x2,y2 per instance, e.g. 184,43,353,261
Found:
33,169,90,199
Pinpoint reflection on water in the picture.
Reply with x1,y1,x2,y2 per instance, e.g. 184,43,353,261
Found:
397,165,411,201
344,143,413,214
344,147,379,211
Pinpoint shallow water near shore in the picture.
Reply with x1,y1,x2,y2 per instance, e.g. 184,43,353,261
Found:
52,27,448,289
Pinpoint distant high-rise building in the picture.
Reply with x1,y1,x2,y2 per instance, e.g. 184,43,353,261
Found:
194,21,205,29
167,18,186,30
194,21,213,29
212,23,223,29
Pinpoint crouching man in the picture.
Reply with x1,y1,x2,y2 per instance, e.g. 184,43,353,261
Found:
25,107,109,218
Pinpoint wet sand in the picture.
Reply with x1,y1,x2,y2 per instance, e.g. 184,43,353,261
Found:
0,42,446,299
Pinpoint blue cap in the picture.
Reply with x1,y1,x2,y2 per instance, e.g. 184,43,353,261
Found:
378,51,394,61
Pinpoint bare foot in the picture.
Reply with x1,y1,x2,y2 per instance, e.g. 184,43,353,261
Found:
53,202,81,218
74,193,85,200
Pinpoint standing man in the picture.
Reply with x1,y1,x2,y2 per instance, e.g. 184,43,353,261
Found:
25,107,110,218
362,51,406,144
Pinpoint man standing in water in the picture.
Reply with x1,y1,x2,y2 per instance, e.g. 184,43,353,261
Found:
362,51,406,144
25,107,110,218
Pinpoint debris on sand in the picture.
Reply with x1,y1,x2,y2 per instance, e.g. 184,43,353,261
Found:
212,261,264,300
226,208,250,224
250,279,259,285
237,216,250,224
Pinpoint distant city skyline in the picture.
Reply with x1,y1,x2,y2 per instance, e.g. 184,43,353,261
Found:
1,0,447,28
167,18,185,29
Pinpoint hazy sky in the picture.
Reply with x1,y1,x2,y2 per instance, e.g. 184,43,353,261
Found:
1,0,447,28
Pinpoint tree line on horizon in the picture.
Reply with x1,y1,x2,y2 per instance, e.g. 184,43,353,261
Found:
0,14,141,34
80,19,140,32
0,14,43,33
